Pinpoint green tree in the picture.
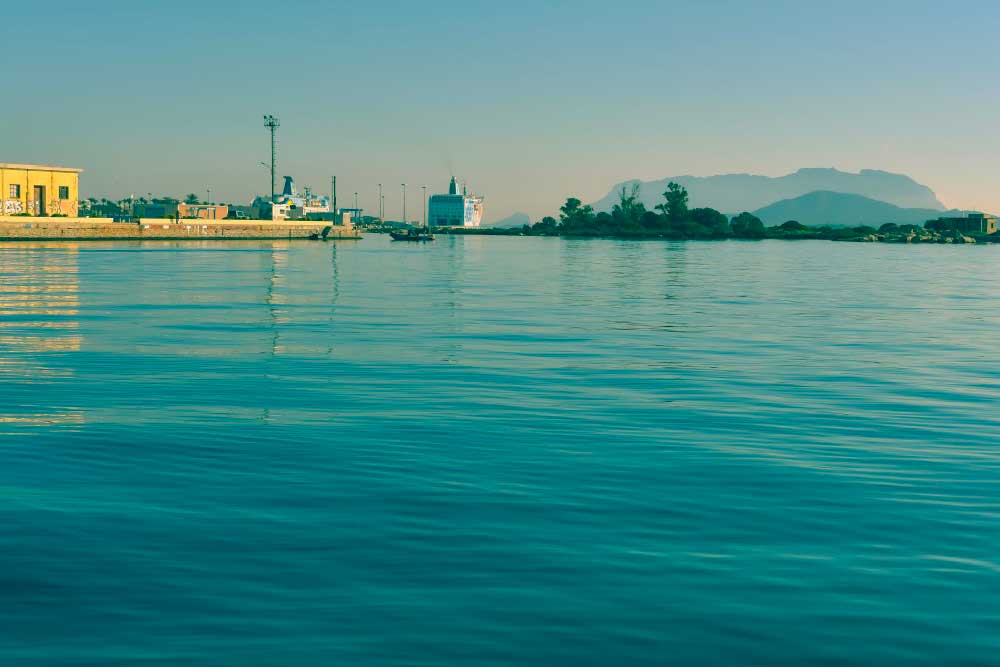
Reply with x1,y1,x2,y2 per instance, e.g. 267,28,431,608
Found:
731,212,766,238
531,215,560,235
184,193,200,205
688,208,729,236
640,210,663,231
559,198,587,222
559,197,596,235
657,182,689,222
611,183,646,230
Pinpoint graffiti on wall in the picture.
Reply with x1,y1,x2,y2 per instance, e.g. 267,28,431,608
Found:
1,199,75,216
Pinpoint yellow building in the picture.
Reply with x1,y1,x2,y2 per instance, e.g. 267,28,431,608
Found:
0,163,82,217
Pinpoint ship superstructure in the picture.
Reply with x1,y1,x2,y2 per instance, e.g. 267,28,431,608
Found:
252,176,331,221
428,177,483,228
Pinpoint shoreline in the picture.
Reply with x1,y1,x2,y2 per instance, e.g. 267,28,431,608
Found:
0,217,360,241
418,228,1000,245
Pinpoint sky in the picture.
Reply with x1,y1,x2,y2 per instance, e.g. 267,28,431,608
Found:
3,0,998,221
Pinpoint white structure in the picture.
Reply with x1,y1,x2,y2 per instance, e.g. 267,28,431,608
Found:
252,176,331,221
428,177,484,228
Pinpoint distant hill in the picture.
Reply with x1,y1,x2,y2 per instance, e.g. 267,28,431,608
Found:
592,168,946,214
488,212,531,228
751,191,962,227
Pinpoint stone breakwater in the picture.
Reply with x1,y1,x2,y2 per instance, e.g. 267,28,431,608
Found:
0,217,360,241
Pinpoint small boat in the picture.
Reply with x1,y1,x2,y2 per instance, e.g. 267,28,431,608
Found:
390,227,434,242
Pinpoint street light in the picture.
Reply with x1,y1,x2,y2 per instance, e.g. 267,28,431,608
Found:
422,185,427,228
263,114,279,203
378,183,383,220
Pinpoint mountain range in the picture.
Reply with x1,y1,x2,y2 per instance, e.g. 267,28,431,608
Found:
488,212,531,228
592,168,947,219
486,168,979,229
576,168,961,226
751,191,963,227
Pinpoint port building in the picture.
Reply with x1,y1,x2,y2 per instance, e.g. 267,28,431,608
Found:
178,203,230,220
428,177,484,228
926,213,998,235
1,163,82,217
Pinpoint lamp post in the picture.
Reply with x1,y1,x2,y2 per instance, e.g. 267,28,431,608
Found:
263,115,280,203
354,192,358,216
378,183,383,220
422,185,427,228
401,183,407,225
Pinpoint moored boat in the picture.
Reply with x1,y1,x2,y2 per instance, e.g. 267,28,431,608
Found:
390,227,434,242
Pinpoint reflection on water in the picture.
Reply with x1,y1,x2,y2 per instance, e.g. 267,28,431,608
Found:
0,243,83,428
1,237,1000,666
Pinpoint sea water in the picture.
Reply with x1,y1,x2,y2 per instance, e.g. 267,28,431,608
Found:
1,236,998,665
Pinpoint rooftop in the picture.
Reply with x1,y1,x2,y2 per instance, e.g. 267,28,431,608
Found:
0,162,84,173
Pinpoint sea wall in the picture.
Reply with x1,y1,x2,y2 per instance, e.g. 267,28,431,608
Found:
0,217,360,240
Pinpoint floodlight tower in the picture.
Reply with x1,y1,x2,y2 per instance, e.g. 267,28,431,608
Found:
263,115,280,203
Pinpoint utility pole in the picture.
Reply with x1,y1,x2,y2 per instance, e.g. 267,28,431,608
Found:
332,176,337,216
401,183,407,225
378,183,383,221
422,185,427,227
263,115,280,202
354,192,358,215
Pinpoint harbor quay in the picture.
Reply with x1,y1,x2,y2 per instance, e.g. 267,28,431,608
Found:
1,161,361,241
0,217,360,241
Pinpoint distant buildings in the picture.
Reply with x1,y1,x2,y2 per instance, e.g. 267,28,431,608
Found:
926,213,998,235
178,203,229,220
1,163,82,216
252,176,331,221
137,201,179,219
428,177,484,228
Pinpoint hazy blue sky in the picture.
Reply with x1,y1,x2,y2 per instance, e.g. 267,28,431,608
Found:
4,0,998,220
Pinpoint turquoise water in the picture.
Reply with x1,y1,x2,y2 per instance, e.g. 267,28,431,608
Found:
1,236,998,665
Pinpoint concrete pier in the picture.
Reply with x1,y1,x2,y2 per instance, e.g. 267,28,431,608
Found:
0,217,360,241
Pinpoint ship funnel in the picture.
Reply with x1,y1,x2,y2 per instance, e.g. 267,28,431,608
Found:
282,176,297,197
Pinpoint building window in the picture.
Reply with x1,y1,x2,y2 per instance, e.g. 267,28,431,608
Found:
59,186,70,200
9,184,21,198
